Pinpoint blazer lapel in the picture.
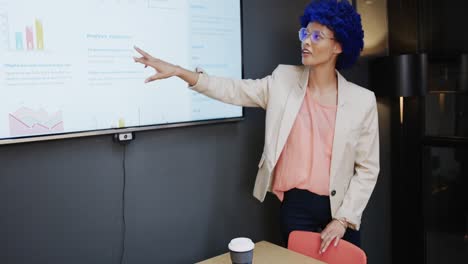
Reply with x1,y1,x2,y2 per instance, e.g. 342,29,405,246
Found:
274,66,308,161
329,71,351,189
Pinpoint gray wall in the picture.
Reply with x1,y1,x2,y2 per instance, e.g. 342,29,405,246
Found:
0,1,391,263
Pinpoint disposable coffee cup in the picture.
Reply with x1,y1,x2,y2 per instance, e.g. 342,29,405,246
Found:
228,237,255,264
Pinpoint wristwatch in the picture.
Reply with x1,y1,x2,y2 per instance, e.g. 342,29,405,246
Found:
334,218,349,229
334,217,357,230
342,217,357,230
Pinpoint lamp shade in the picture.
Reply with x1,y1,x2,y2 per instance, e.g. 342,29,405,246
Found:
370,53,428,97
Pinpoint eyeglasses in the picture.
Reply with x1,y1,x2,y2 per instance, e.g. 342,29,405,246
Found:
298,28,335,43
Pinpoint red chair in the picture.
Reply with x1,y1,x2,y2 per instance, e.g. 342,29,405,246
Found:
288,230,367,264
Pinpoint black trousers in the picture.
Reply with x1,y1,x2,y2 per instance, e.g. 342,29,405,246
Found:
280,188,361,248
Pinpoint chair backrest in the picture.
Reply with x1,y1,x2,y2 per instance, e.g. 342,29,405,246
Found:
288,231,367,264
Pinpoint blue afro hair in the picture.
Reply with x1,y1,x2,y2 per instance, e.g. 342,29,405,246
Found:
300,0,364,70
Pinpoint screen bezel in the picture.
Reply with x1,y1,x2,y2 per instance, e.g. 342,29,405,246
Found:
0,0,245,145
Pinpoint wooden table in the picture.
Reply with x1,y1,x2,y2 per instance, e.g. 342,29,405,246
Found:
197,241,327,264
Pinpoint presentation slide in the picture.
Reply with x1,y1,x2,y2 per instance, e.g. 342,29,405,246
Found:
0,0,242,142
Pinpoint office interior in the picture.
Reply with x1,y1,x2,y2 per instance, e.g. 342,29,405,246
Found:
1,0,467,263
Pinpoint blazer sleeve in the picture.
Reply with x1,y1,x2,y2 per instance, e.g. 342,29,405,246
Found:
188,66,281,109
335,93,380,230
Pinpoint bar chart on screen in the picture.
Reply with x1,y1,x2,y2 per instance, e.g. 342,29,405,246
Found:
0,10,45,51
13,17,45,51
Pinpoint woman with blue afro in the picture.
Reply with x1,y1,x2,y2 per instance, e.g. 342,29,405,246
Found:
134,0,379,254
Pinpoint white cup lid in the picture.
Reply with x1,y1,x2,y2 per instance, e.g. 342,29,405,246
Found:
228,237,255,252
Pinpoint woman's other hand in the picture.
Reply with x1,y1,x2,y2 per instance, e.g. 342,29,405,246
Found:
319,219,346,254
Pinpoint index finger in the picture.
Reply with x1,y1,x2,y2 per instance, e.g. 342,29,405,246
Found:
134,46,152,58
321,236,334,254
319,237,328,253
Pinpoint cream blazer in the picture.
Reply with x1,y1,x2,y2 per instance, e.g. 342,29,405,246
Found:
189,65,380,230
